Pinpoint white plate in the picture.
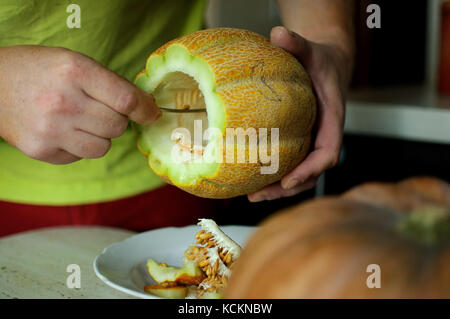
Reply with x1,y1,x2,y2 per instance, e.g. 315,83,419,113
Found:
93,224,256,299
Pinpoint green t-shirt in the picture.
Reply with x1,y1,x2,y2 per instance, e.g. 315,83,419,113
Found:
0,0,206,205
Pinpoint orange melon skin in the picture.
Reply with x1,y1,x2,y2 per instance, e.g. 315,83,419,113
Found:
136,28,316,198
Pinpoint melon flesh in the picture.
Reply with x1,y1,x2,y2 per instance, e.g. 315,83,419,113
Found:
144,284,187,299
146,258,204,285
135,44,224,186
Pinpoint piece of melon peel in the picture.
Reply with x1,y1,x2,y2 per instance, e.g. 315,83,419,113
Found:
184,218,242,298
146,259,205,286
144,281,188,299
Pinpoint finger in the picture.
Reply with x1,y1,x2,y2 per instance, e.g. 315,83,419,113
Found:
61,129,111,159
281,106,343,190
268,177,318,200
248,177,318,202
46,149,81,165
79,58,161,125
75,95,129,139
270,26,312,62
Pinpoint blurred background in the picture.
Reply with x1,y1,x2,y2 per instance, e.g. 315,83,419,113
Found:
208,0,450,225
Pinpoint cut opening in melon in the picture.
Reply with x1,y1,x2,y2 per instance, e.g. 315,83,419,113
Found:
135,45,226,186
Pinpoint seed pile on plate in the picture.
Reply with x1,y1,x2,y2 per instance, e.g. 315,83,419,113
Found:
184,219,241,297
145,218,241,298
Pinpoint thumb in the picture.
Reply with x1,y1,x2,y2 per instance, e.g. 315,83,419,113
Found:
270,26,312,62
76,52,162,125
130,89,162,125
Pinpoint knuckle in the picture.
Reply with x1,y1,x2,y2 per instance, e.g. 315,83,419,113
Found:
34,117,57,138
116,90,137,115
23,140,54,161
35,91,64,107
35,91,69,115
56,51,82,80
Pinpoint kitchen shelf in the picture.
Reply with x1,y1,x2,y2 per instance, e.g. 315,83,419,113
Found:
344,86,450,144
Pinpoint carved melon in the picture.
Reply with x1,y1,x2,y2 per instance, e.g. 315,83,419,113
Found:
134,28,316,198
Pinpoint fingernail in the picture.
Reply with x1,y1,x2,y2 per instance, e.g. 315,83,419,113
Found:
285,28,296,37
142,109,161,125
283,179,299,190
149,99,162,122
153,108,162,121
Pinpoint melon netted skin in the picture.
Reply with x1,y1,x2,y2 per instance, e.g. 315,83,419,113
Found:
134,28,316,198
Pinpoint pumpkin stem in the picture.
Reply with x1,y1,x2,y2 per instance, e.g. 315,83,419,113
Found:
396,206,450,245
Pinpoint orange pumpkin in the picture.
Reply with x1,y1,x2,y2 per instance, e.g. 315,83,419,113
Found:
225,177,450,298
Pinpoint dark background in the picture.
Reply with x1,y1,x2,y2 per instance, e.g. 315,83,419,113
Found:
217,0,449,227
352,0,428,87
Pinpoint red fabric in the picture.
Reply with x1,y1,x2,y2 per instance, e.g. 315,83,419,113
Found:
0,185,219,237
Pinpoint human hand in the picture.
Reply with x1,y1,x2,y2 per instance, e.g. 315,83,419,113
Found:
248,26,353,202
0,45,161,164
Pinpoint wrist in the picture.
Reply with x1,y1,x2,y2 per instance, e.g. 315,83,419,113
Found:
287,26,355,87
314,29,355,88
311,27,354,55
326,41,355,88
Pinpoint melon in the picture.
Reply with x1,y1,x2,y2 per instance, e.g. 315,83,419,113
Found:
146,259,205,285
144,283,188,299
134,28,316,198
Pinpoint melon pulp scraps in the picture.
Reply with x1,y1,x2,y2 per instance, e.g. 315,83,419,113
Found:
134,28,316,198
144,219,241,299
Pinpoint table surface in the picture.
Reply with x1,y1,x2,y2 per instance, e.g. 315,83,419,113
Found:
0,226,137,299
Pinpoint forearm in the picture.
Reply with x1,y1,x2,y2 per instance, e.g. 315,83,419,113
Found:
276,0,354,54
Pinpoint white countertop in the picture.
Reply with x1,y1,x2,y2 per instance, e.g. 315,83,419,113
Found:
0,226,136,299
